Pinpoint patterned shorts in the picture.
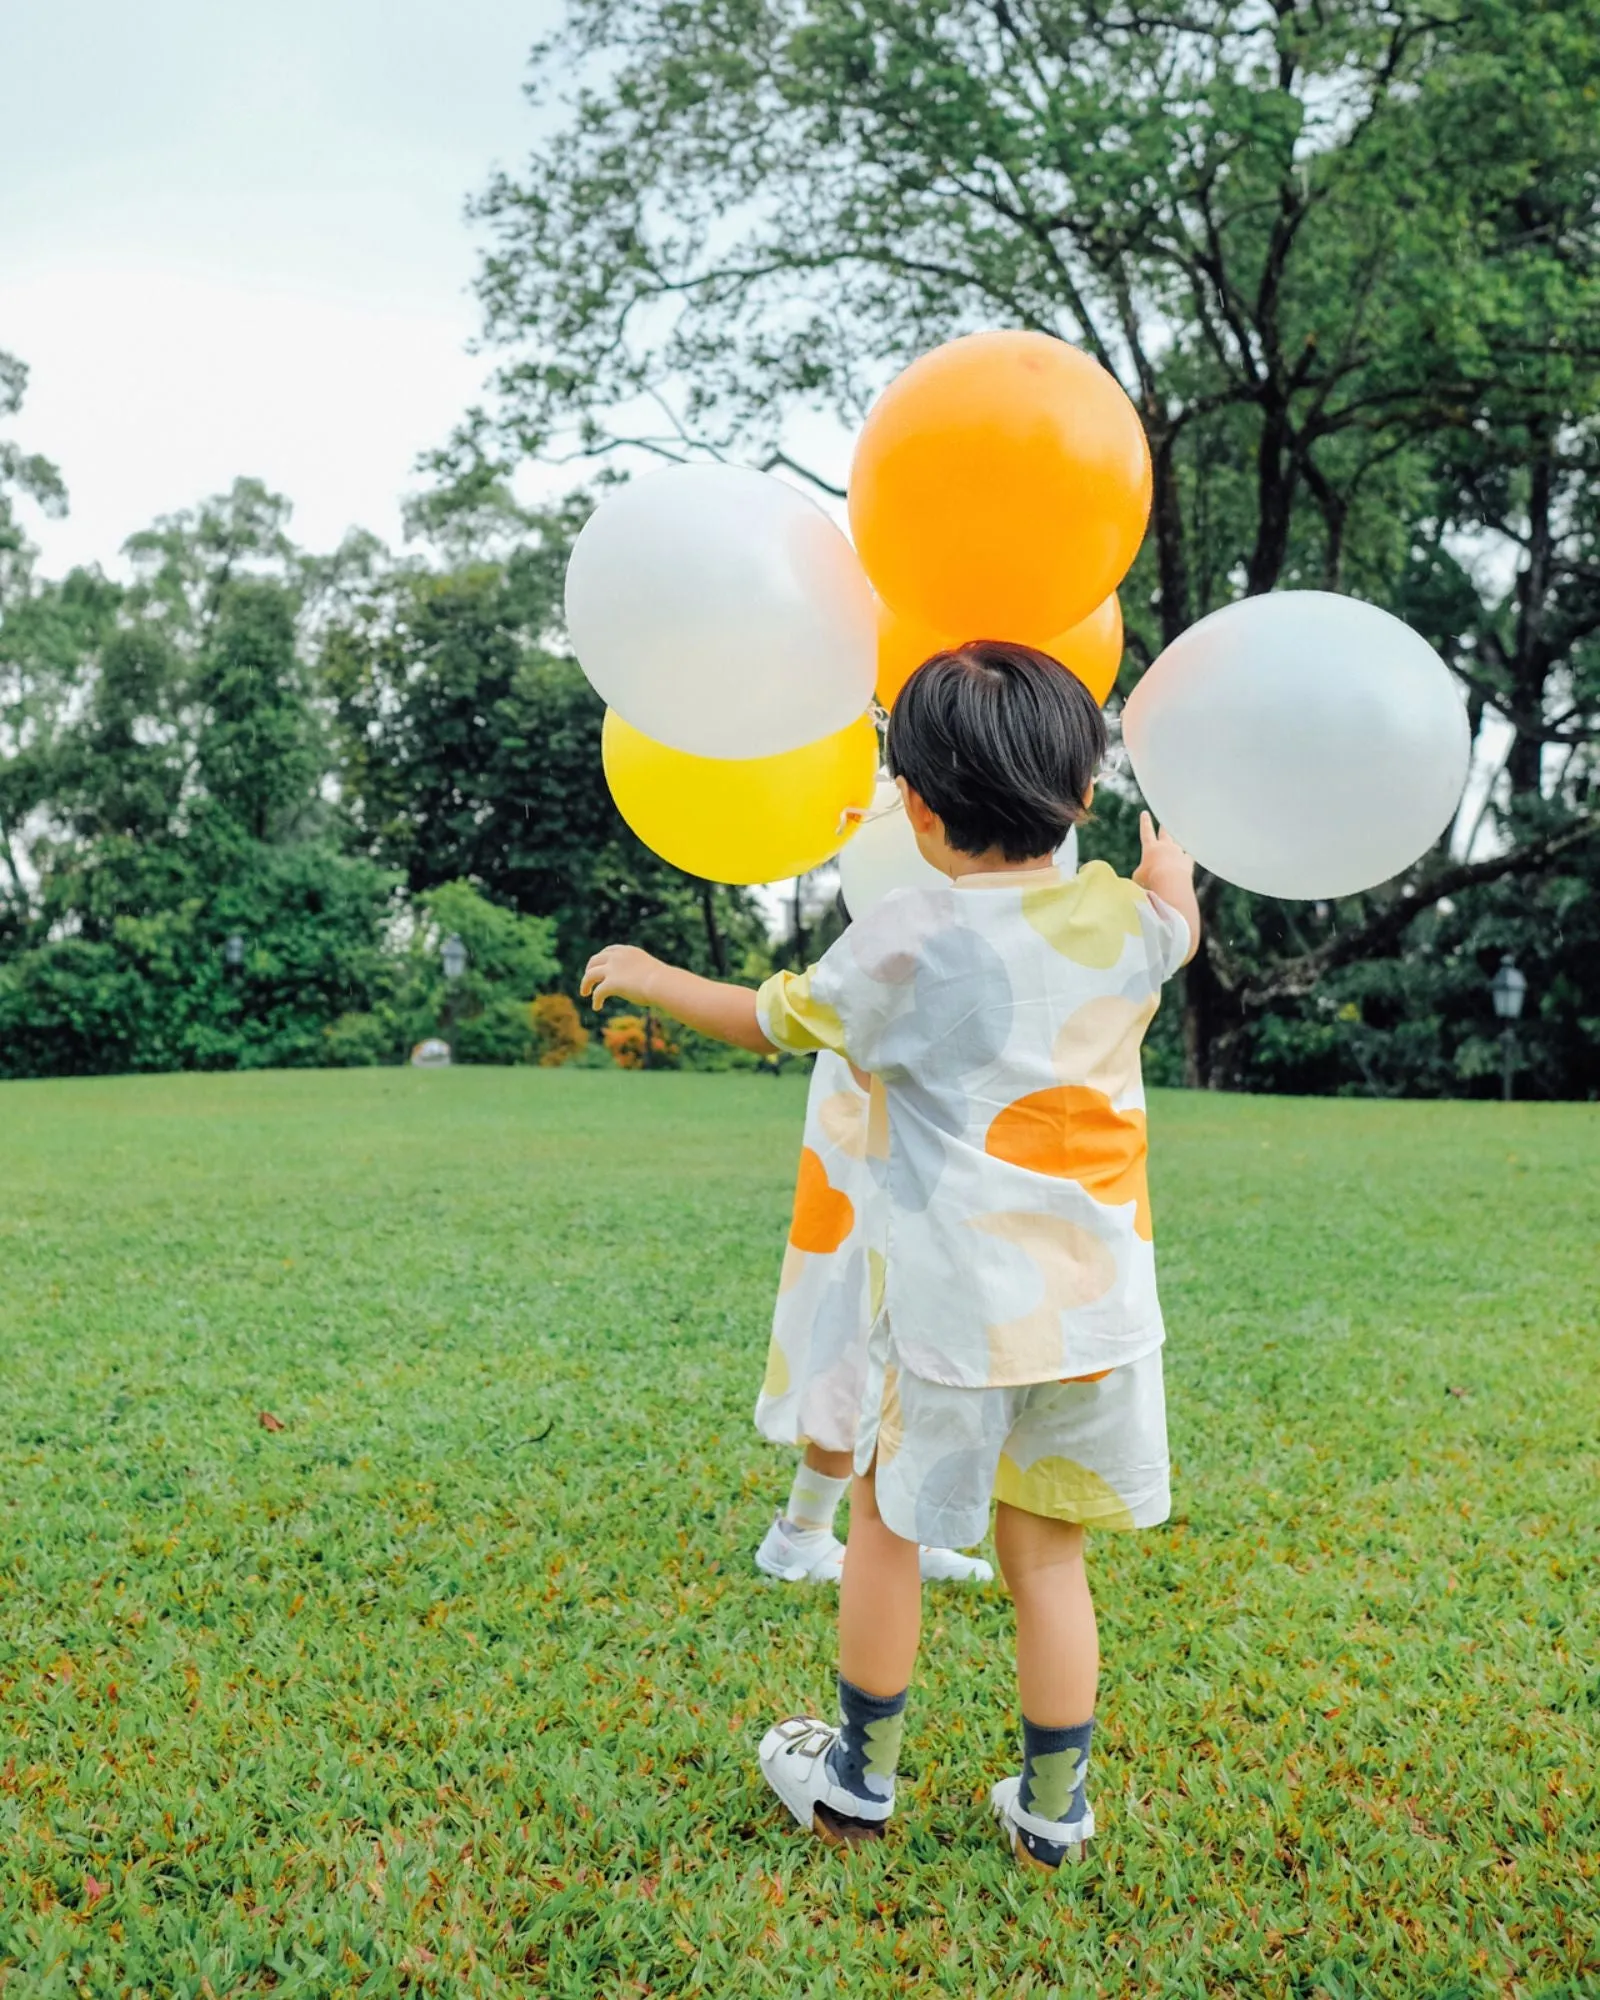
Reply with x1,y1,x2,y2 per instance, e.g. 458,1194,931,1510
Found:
854,1321,1170,1550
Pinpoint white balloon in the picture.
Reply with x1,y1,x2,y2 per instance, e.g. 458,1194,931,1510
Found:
1122,591,1470,900
837,780,1080,921
564,464,877,760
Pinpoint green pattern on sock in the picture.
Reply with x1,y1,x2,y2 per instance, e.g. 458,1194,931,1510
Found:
1027,1746,1086,1823
862,1711,904,1782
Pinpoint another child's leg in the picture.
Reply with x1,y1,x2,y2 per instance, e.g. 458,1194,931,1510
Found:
791,1444,853,1526
993,1503,1098,1868
754,1443,853,1584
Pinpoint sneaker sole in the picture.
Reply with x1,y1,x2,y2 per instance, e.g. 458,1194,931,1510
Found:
813,1800,887,1847
1005,1825,1088,1871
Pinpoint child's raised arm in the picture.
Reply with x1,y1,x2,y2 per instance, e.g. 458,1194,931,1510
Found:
581,946,776,1054
1133,812,1201,965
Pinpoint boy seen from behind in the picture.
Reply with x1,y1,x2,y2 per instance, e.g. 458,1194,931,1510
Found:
583,643,1199,1869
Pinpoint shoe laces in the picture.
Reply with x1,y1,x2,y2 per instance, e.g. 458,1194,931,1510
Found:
775,1718,838,1763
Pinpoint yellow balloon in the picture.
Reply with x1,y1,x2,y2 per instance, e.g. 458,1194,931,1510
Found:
603,709,879,884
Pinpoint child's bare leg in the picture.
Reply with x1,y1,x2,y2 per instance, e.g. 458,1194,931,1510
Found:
995,1503,1097,1721
838,1465,922,1694
758,1465,917,1840
993,1503,1097,1867
803,1442,854,1483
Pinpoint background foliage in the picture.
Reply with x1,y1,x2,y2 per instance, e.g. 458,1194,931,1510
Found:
3,0,1598,1094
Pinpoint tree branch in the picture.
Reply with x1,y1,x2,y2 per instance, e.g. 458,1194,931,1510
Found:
1237,814,1600,1009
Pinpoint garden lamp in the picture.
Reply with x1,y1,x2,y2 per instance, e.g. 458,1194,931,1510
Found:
1490,957,1526,1022
441,934,467,981
1490,956,1527,1103
223,932,245,971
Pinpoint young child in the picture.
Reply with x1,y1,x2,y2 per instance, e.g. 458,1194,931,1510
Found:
754,1046,993,1586
583,642,1199,1870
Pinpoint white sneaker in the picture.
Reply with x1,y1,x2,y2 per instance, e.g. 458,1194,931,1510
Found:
919,1545,995,1583
759,1718,891,1843
990,1774,1095,1869
754,1516,846,1584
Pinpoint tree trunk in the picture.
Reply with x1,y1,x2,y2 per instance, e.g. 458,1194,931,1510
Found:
1245,405,1296,596
1181,930,1241,1089
699,880,727,976
1148,421,1192,646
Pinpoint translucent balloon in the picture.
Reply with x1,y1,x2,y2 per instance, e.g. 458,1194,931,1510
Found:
850,332,1150,639
566,465,877,761
838,779,1080,920
602,710,878,885
1122,592,1471,900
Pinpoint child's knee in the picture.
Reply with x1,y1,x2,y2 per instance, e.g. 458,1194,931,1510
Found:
996,1502,1086,1579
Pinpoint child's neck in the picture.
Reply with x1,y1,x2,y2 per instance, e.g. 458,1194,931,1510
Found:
943,848,1057,880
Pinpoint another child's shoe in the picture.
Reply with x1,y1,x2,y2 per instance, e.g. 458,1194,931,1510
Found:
918,1545,994,1583
990,1774,1095,1870
759,1719,892,1844
754,1515,847,1583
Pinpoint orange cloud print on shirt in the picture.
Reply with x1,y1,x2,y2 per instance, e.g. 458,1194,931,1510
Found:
984,1086,1152,1238
788,1145,857,1254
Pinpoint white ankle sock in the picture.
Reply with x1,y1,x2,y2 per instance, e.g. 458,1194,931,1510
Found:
784,1463,849,1533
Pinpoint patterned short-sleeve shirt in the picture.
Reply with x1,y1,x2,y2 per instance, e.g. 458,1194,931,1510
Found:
756,860,1190,1389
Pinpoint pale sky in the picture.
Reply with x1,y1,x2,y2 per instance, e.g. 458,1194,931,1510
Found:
1,0,560,575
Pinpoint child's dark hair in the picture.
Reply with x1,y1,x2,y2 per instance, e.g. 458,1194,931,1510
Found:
885,641,1106,861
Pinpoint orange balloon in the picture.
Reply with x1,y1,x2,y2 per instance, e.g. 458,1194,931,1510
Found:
849,331,1151,638
877,592,1124,710
1042,594,1124,705
876,599,954,708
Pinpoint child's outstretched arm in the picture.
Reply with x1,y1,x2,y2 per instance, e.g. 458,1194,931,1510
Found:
1133,812,1201,965
581,946,776,1054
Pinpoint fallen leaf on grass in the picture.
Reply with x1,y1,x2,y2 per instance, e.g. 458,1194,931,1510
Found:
84,1874,107,1907
258,1410,286,1432
1445,1385,1470,1399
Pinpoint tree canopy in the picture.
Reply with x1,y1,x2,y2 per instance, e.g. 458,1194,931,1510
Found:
465,0,1600,1087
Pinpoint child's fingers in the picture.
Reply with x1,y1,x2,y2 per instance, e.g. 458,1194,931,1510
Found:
1139,809,1155,849
579,951,608,1000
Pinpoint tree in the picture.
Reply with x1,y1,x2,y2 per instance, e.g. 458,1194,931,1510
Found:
465,0,1600,1087
0,350,66,607
319,513,769,987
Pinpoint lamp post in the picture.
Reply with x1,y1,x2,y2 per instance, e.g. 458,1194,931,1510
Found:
1490,956,1527,1102
440,933,467,1057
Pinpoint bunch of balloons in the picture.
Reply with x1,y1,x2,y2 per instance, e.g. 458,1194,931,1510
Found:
565,330,1148,885
566,328,1471,901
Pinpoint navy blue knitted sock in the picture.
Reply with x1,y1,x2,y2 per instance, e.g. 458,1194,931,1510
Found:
1017,1716,1093,1865
824,1676,906,1813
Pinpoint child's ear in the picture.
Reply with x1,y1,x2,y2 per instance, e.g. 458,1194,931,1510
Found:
897,778,937,835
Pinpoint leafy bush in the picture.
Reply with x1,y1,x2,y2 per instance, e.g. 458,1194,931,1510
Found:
321,1011,398,1068
452,995,538,1065
530,992,588,1066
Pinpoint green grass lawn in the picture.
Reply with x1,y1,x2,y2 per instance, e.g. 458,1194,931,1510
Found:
0,1069,1595,1999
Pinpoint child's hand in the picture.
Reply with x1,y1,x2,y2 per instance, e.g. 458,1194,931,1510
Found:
1133,811,1194,891
580,945,664,1011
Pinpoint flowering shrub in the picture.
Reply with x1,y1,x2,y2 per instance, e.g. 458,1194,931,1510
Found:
602,1013,680,1070
530,992,589,1067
